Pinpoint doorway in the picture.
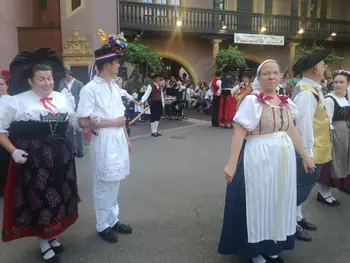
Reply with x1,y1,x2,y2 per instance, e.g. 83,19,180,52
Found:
161,58,193,83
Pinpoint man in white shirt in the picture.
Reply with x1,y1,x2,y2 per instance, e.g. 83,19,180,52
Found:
141,74,164,137
292,48,332,242
59,67,85,157
76,31,132,243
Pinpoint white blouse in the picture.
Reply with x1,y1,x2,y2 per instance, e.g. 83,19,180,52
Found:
0,90,75,133
234,91,299,132
324,93,349,127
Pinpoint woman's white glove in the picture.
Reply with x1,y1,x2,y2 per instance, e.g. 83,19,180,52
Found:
12,149,28,164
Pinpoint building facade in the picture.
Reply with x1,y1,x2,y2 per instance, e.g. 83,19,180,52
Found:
120,0,350,82
1,0,350,84
0,0,120,83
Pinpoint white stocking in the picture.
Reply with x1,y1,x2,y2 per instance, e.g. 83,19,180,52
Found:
317,182,333,202
40,239,55,260
296,205,303,222
252,255,266,263
155,121,159,132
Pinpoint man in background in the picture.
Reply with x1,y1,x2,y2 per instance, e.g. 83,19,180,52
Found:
59,66,85,157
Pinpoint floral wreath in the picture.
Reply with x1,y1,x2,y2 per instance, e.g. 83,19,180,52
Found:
97,29,128,55
333,69,350,77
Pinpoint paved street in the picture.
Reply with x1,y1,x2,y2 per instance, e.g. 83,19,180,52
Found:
1,117,350,263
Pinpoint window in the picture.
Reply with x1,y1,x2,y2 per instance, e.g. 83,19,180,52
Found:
170,0,180,5
320,0,327,18
38,0,48,11
66,0,84,18
264,0,273,14
300,0,308,18
214,0,225,10
310,0,317,18
290,0,299,16
71,0,81,11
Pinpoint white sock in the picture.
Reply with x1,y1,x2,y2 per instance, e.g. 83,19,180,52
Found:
317,182,333,202
151,122,155,133
49,238,61,248
268,255,278,259
252,255,266,263
40,239,55,260
296,205,303,222
155,121,159,132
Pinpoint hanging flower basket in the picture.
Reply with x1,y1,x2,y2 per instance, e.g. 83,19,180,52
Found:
215,46,247,72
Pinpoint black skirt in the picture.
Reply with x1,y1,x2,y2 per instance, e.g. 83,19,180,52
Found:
2,121,79,242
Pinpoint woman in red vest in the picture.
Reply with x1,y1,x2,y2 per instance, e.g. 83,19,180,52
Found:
218,72,236,128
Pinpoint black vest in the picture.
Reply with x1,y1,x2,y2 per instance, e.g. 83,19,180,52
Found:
325,95,350,121
221,77,234,90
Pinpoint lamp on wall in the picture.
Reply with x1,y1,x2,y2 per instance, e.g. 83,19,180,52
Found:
331,32,337,37
176,20,182,27
298,28,304,34
261,26,267,32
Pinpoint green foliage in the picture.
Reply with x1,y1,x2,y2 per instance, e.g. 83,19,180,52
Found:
215,46,247,71
120,32,164,77
294,43,344,64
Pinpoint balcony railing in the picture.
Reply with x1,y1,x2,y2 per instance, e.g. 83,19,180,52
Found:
120,1,350,40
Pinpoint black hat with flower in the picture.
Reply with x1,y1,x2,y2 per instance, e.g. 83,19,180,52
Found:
89,29,128,80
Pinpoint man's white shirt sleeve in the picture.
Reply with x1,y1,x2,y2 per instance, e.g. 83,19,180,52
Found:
217,80,222,95
294,91,318,158
141,85,152,103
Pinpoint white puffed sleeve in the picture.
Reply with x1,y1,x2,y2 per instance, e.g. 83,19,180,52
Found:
0,96,17,133
76,86,95,118
287,98,299,120
233,94,262,131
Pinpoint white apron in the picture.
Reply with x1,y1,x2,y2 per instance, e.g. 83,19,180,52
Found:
244,131,297,243
90,126,130,181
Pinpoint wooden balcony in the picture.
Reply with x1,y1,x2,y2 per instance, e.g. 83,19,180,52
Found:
120,1,350,41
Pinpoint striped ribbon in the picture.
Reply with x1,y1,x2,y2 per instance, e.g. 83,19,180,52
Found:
40,97,56,115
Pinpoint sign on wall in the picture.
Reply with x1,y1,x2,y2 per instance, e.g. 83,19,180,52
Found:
234,33,285,46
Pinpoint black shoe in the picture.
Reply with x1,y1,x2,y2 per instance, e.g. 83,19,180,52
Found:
317,193,339,207
98,227,118,243
297,218,317,231
113,222,132,235
263,255,284,263
156,132,162,136
48,239,64,254
76,151,84,158
151,133,158,137
41,248,60,263
295,225,312,242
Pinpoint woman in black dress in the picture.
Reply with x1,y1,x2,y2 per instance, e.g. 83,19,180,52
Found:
0,48,79,263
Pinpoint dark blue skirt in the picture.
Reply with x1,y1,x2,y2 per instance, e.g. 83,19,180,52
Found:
218,141,295,259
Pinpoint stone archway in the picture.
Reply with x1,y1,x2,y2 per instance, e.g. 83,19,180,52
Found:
62,29,93,84
157,51,199,84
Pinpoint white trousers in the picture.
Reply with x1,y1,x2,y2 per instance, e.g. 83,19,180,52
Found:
93,178,120,232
